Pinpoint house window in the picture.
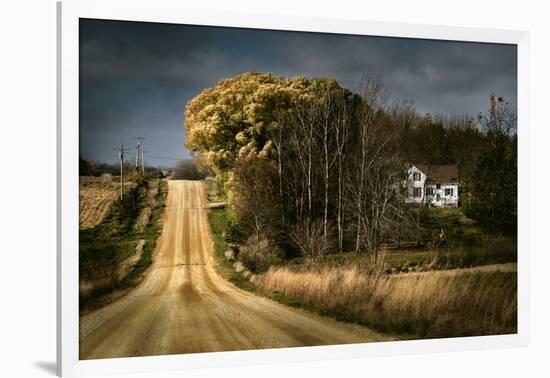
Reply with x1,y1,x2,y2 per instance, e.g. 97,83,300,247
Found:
413,172,421,181
445,188,454,196
436,183,441,189
413,188,422,198
425,187,434,196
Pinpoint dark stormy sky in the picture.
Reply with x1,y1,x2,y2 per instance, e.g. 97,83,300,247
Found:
79,18,517,167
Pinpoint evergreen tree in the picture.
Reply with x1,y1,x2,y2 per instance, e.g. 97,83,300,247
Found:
466,98,517,235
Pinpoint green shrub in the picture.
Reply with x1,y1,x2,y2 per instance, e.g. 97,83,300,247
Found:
223,220,243,245
79,242,122,287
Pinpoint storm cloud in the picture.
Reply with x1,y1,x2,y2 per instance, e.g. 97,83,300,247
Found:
79,18,517,166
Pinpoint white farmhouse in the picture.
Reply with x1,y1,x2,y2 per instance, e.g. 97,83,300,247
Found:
404,163,459,207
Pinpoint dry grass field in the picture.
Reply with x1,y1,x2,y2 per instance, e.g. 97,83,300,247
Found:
79,177,139,230
259,265,517,338
79,181,119,230
79,178,168,312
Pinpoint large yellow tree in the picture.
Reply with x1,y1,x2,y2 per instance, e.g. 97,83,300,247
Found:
184,71,340,174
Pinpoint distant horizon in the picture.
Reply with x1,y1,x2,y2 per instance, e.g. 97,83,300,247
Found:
79,154,185,169
79,18,517,166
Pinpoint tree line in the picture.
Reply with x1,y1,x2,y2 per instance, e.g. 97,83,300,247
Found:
185,72,517,264
173,155,213,180
79,157,165,178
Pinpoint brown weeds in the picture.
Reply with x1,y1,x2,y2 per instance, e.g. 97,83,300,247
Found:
259,265,517,338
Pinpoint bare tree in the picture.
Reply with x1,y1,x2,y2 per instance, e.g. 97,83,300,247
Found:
290,219,334,260
318,89,334,238
349,74,412,264
353,74,388,254
479,94,517,135
353,154,408,263
314,87,348,238
288,95,320,221
333,92,351,252
269,112,288,224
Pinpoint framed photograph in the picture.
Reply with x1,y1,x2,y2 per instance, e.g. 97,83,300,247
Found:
58,0,529,376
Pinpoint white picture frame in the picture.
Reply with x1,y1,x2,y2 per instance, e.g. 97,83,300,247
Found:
57,0,529,376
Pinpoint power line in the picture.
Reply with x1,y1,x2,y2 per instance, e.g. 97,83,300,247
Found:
143,154,188,161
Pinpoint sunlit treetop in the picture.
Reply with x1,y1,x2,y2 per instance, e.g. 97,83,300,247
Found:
184,72,344,173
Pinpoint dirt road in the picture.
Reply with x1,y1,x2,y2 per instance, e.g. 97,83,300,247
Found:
79,180,391,360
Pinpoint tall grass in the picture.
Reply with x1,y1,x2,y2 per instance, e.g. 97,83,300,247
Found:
259,266,516,338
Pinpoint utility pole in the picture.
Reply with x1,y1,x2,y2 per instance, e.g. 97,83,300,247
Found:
135,142,140,170
133,136,145,174
114,144,128,201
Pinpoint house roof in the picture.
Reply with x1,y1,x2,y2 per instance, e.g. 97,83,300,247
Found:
414,163,459,182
